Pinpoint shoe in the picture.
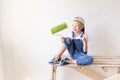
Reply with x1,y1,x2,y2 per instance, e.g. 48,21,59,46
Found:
59,57,69,66
49,57,61,64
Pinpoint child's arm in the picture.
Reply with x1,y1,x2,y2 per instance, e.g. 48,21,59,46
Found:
82,36,88,53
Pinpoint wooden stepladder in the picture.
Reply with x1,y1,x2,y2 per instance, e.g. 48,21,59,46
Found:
51,65,57,80
50,56,120,80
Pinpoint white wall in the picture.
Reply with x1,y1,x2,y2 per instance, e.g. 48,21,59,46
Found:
0,0,4,79
0,36,4,80
1,0,120,80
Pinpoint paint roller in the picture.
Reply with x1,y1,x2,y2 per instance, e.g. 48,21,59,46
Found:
50,22,68,35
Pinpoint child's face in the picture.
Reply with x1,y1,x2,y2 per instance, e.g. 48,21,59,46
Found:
72,20,83,33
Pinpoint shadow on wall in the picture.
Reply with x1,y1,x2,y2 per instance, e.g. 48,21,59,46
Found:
1,39,30,80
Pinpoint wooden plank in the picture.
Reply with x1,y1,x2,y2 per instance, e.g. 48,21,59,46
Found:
101,67,108,72
50,56,120,80
93,62,120,65
69,66,105,80
104,74,120,80
93,56,120,65
51,64,120,67
93,56,120,58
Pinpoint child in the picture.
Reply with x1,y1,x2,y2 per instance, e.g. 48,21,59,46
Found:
49,16,93,65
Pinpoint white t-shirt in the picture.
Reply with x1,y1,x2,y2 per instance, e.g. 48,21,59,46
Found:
69,32,89,41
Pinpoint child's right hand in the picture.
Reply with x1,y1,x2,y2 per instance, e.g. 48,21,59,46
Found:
60,37,66,43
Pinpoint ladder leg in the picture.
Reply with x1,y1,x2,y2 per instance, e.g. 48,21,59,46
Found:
51,66,57,80
118,67,120,74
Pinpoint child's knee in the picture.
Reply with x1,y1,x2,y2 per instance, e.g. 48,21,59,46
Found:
64,37,72,47
76,56,93,65
65,37,72,45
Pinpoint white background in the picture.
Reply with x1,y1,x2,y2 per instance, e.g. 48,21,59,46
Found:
0,0,120,80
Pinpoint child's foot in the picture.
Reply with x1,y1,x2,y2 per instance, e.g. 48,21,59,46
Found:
59,57,69,66
49,57,61,64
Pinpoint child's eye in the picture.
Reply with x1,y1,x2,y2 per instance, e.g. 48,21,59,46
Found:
72,25,78,27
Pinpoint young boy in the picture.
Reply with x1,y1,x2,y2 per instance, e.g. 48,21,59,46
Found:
49,16,93,65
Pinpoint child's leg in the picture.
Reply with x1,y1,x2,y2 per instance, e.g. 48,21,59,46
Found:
57,44,66,58
64,37,75,58
57,37,75,58
67,59,76,64
66,55,93,65
76,55,93,65
49,37,75,64
49,44,66,64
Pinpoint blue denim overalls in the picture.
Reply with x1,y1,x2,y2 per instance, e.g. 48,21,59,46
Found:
64,32,93,65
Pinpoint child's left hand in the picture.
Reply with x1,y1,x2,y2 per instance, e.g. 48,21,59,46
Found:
82,36,87,43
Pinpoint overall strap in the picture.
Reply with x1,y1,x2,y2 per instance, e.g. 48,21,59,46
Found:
72,31,74,39
80,32,84,39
